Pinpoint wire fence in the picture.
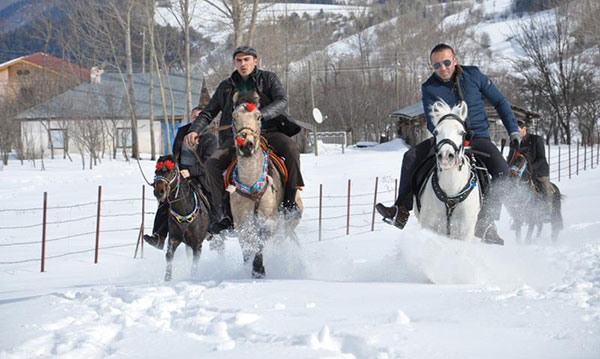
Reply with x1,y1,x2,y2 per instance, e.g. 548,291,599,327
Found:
0,177,401,272
1,141,597,273
543,141,599,182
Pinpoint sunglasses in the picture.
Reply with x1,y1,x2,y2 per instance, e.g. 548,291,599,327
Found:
432,59,452,70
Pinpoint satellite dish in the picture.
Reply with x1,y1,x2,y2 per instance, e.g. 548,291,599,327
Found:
312,108,324,124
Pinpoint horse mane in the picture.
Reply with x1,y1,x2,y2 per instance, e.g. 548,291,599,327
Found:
429,99,467,127
234,90,259,107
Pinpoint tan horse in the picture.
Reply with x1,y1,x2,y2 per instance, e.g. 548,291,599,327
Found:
227,91,302,278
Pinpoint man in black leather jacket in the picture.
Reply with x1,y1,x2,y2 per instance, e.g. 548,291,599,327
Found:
184,46,304,234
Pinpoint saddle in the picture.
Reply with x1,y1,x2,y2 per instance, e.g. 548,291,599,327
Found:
223,136,289,191
413,152,490,212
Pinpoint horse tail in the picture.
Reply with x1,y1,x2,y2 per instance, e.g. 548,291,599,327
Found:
551,182,564,230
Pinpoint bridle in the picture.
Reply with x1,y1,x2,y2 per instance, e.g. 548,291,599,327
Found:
434,113,469,170
232,102,262,151
431,112,479,236
153,161,181,202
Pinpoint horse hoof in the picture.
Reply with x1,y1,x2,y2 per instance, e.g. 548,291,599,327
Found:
252,269,265,279
165,273,172,281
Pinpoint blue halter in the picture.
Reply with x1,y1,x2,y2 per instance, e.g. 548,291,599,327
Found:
232,151,269,196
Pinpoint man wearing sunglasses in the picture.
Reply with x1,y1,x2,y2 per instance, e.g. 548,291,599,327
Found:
376,43,520,245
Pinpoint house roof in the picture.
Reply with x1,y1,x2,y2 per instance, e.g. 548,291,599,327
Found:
0,52,90,80
14,72,209,121
390,101,540,121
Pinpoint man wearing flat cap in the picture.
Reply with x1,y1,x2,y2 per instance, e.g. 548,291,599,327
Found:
184,46,304,234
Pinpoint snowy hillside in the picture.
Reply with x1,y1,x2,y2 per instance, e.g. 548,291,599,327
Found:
1,141,599,358
156,1,366,45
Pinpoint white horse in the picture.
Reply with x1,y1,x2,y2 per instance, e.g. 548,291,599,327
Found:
415,100,481,240
227,92,303,278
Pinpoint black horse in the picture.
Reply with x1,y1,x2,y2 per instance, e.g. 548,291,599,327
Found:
153,155,210,280
506,153,564,243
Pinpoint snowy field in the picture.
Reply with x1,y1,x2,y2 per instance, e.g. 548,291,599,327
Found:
1,140,599,358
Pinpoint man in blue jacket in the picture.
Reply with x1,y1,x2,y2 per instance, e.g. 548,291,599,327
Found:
376,43,521,245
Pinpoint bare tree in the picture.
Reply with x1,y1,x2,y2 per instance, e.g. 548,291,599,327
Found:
202,0,261,47
511,3,592,144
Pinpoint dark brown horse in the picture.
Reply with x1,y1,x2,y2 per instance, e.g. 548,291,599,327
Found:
506,153,563,243
153,155,210,280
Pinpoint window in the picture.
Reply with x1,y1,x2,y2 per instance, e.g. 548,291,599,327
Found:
16,69,30,76
117,127,132,148
48,129,67,149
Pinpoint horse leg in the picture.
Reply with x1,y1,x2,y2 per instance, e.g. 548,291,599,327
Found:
190,242,202,279
536,222,543,238
525,224,534,245
514,220,522,244
165,238,181,281
251,227,269,279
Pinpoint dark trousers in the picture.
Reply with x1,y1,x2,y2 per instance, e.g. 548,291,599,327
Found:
152,201,170,238
395,137,508,218
204,132,304,221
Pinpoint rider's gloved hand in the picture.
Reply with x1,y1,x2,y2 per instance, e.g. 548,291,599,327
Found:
510,131,522,150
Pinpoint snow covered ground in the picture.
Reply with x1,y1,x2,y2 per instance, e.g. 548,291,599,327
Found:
1,140,599,358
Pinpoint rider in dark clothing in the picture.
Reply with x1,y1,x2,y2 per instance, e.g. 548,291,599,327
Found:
184,46,304,234
376,43,521,245
508,119,552,211
143,108,218,250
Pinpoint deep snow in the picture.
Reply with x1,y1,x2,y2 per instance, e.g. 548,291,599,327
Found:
1,140,599,358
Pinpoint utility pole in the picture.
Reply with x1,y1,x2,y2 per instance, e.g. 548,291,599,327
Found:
309,61,318,156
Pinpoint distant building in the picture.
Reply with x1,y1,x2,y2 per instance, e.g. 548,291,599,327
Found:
0,52,90,102
14,72,210,157
390,101,540,146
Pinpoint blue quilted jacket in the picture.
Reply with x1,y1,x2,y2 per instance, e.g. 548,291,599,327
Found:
421,65,518,139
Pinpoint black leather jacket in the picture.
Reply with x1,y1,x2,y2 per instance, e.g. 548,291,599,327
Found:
189,69,301,143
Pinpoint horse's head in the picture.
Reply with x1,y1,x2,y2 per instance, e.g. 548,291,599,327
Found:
153,155,179,202
430,100,469,170
508,152,529,184
232,90,261,157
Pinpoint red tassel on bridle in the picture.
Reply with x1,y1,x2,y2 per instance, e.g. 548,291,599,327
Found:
245,103,256,112
236,136,246,146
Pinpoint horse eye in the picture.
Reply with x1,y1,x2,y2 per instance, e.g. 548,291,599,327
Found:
433,130,438,136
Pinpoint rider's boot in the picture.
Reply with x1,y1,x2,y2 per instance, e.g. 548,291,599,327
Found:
375,203,410,229
143,233,166,250
207,204,233,235
282,188,302,220
475,212,504,245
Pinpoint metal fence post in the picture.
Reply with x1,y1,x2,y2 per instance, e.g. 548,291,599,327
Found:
558,146,561,182
548,142,551,174
94,185,102,264
41,192,47,273
371,177,378,232
569,141,571,179
394,178,398,202
134,185,145,259
584,142,587,171
319,184,323,241
346,179,351,236
577,140,580,175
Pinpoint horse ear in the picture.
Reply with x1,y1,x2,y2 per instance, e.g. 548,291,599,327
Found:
456,101,468,119
430,101,446,127
232,91,239,105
